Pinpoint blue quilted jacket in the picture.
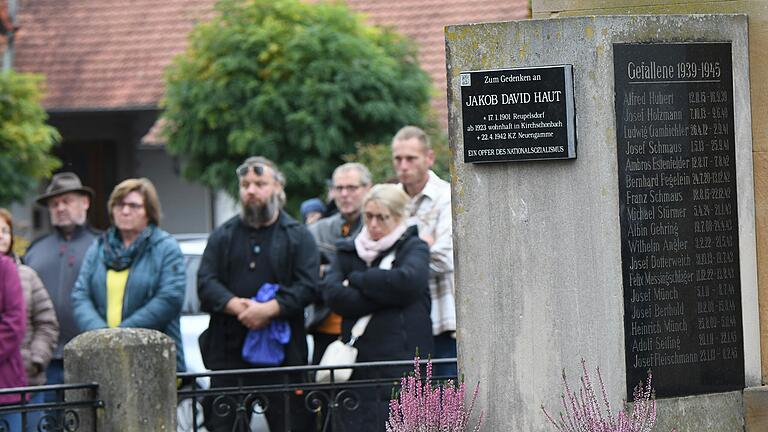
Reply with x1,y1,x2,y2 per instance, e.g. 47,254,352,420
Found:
71,227,186,371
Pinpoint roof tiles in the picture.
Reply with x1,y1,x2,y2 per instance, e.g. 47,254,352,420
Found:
10,0,528,123
12,0,212,111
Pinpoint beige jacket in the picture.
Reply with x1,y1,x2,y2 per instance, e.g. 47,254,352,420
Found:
403,171,456,335
15,258,59,386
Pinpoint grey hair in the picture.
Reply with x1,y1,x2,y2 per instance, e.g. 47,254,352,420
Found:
238,156,286,187
391,125,431,151
332,162,372,186
362,184,410,221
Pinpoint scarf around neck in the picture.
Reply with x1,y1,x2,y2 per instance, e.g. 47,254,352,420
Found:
102,225,154,271
354,223,407,266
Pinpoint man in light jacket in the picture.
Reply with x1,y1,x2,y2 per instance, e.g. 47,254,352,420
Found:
392,126,457,377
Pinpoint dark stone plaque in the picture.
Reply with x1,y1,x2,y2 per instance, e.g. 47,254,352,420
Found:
614,42,744,399
459,65,576,163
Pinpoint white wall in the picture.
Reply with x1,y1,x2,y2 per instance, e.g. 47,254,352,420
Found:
135,148,212,234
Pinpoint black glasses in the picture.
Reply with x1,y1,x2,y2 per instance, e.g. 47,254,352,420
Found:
363,212,392,223
114,202,143,212
236,163,264,177
332,184,363,194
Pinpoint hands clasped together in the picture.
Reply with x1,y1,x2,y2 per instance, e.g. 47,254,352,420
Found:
225,297,280,330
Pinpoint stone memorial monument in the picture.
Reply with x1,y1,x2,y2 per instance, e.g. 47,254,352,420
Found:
446,15,759,431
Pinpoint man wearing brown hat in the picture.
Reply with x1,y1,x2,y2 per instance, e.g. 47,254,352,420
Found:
24,172,99,389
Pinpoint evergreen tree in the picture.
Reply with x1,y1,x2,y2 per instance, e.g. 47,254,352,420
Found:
162,0,433,210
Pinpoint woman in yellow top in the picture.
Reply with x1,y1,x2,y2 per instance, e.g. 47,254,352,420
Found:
71,178,187,371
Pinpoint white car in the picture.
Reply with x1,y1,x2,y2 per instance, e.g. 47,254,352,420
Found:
178,234,210,386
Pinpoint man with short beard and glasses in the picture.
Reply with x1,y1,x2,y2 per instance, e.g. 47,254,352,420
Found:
197,156,318,432
25,172,100,391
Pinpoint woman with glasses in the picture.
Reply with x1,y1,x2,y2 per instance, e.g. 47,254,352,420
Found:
322,184,433,431
0,209,58,430
71,178,186,372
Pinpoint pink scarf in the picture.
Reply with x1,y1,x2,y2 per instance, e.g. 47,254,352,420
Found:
354,223,407,266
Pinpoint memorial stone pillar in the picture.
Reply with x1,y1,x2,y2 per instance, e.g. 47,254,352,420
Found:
446,14,758,431
65,328,177,432
533,0,768,391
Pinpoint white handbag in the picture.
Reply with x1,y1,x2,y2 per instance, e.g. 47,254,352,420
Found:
315,314,371,383
315,251,395,383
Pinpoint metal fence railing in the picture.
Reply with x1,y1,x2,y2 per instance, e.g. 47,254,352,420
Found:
177,358,458,432
0,383,102,431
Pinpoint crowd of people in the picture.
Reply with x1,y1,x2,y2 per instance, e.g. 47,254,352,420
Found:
0,125,457,432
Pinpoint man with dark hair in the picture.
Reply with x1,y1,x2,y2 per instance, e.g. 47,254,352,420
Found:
392,125,457,377
197,156,318,431
25,172,100,388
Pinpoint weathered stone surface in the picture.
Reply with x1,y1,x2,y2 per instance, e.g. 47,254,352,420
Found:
744,386,768,431
654,391,744,431
531,0,768,386
755,152,768,382
446,14,756,431
64,328,177,432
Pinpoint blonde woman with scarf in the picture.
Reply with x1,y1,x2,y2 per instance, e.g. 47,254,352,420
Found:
322,184,432,432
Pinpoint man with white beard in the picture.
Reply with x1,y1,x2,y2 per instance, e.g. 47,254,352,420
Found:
197,156,318,431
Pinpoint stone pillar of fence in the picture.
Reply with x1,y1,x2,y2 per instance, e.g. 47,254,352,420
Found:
64,328,177,431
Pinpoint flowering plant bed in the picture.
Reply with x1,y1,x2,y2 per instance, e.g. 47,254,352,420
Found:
542,359,661,432
386,357,483,432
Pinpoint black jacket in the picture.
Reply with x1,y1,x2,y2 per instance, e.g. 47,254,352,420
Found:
197,212,319,369
322,226,433,365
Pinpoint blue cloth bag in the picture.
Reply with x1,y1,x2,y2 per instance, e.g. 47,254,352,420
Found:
241,283,291,366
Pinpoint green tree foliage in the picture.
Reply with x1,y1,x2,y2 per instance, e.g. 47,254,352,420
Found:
0,71,61,206
162,0,433,210
344,126,452,185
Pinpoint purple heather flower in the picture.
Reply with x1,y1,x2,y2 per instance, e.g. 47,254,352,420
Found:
386,357,483,432
542,359,660,432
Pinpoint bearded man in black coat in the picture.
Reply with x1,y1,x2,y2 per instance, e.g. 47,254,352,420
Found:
198,156,319,432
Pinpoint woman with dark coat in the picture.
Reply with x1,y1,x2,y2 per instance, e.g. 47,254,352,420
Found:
323,184,433,432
